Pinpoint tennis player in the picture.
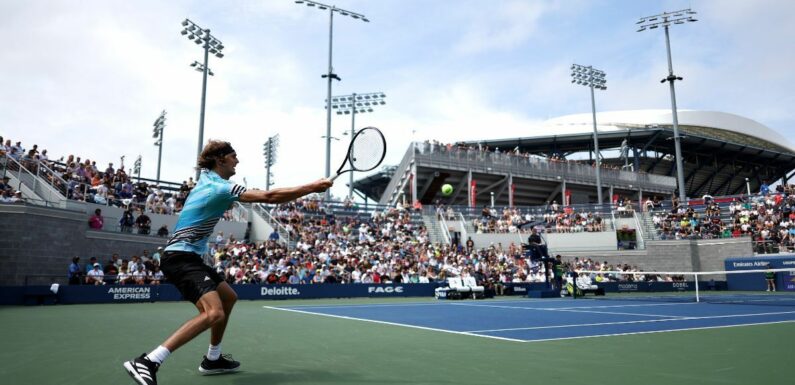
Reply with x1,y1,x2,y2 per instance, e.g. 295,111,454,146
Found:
124,140,333,385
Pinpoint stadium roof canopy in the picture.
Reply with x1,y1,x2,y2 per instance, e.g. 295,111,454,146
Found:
355,110,795,204
462,110,795,198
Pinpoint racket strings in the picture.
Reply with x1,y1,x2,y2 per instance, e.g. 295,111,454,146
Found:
349,128,385,171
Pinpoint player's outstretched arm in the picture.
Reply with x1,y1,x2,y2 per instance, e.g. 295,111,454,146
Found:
238,179,333,204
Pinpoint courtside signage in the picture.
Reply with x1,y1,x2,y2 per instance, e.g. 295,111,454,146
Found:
368,286,403,294
261,287,301,296
108,287,151,300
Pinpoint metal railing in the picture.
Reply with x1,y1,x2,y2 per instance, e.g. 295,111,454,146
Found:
231,201,250,222
1,155,66,206
439,215,452,244
254,203,292,249
413,143,677,191
381,146,416,206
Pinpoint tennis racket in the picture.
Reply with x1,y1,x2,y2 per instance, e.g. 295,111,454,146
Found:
329,126,386,181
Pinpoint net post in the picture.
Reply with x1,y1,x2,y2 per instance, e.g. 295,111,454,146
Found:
694,272,700,303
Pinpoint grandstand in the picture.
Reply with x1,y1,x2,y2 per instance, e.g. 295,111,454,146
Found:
360,110,795,208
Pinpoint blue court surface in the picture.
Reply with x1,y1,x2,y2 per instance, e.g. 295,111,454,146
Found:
264,297,795,342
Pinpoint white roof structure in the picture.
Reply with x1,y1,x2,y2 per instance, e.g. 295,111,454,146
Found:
539,109,795,154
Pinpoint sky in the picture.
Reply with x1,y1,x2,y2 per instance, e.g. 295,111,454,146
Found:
1,0,793,199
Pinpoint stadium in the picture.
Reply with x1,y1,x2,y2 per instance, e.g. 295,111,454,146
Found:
1,2,794,385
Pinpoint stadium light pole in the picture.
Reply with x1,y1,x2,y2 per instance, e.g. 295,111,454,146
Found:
637,8,697,203
571,64,606,205
330,92,386,199
181,18,225,181
152,110,167,185
263,134,280,191
294,0,369,199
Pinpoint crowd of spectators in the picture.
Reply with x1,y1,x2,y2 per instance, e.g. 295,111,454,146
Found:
650,185,795,254
2,137,241,228
567,256,685,285
68,250,164,286
64,192,663,290
437,200,609,235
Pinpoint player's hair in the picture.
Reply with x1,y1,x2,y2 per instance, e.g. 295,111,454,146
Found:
197,140,235,169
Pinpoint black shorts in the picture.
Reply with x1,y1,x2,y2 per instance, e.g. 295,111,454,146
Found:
161,251,224,304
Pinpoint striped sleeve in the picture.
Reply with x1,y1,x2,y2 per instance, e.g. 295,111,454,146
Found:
230,184,247,197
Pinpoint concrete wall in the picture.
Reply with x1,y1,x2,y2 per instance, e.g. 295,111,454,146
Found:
249,207,276,242
465,231,618,254
560,238,753,276
467,233,526,250
546,231,618,253
82,202,246,240
0,204,169,285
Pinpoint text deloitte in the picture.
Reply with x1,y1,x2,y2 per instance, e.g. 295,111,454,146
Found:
261,287,301,296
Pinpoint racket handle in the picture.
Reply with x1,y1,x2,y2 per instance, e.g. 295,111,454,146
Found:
329,173,341,182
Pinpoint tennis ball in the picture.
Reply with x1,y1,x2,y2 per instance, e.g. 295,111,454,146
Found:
441,184,453,196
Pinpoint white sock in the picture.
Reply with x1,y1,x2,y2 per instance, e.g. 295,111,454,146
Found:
207,344,221,361
146,345,171,365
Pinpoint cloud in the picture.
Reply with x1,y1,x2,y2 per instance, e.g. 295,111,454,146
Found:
452,1,553,55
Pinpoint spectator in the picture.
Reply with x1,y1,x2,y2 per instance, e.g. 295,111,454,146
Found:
84,257,100,274
86,263,105,285
0,176,12,193
135,209,151,235
150,266,164,285
117,266,132,285
760,181,770,196
120,207,135,232
157,224,169,237
88,208,104,230
68,257,82,285
149,247,162,266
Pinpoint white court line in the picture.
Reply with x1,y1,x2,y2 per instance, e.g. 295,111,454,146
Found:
282,302,448,310
552,302,701,309
467,310,795,333
279,298,570,310
546,308,676,318
262,305,526,343
449,302,677,318
514,320,795,343
469,317,695,333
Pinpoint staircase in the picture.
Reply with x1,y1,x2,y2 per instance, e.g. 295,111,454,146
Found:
422,213,448,244
1,156,69,207
252,204,295,249
637,211,660,241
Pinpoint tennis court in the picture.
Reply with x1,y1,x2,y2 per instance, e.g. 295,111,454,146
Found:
3,295,791,385
266,295,795,342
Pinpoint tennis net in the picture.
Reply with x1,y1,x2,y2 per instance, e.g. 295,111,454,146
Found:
573,267,795,305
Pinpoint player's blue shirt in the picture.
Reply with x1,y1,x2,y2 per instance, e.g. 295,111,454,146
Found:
164,169,246,255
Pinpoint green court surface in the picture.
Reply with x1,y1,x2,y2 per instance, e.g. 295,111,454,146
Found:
0,297,791,385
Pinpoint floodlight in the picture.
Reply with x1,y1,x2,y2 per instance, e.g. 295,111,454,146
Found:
182,20,189,26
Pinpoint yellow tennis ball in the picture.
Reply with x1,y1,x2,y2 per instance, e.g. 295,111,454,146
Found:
441,184,453,196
